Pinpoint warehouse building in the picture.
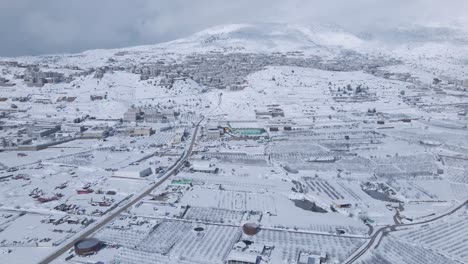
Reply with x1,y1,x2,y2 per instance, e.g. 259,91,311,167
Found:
190,160,218,173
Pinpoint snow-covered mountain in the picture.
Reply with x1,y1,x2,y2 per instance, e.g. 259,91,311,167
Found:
2,23,468,79
5,22,467,64
165,23,364,52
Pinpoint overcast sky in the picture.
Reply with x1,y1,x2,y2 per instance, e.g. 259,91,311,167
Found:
1,0,467,57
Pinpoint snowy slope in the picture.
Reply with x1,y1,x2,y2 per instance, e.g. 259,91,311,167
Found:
165,23,364,53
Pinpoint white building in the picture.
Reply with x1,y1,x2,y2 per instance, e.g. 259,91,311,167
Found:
297,252,326,264
61,124,86,133
113,166,153,179
205,124,221,139
131,127,153,137
82,127,110,139
124,108,140,122
463,79,468,87
172,127,186,144
191,160,218,173
225,251,260,264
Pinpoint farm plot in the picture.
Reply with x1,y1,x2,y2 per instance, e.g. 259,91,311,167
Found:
387,181,438,201
135,220,240,263
95,228,150,248
184,207,246,224
357,236,458,264
183,171,286,192
374,154,438,179
446,165,468,184
137,220,192,254
303,178,368,203
169,223,240,263
242,229,365,263
267,141,324,155
450,183,468,200
443,156,468,169
304,178,345,200
397,214,468,263
273,155,373,173
116,247,194,264
180,186,277,213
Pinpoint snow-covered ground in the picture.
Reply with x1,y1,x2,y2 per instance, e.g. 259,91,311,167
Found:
0,23,467,264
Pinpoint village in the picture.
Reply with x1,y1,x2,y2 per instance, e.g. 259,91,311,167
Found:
0,23,467,264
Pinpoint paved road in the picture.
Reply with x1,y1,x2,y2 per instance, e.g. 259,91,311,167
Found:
344,199,468,264
38,117,204,264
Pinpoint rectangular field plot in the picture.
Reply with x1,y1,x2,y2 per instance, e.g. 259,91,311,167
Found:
243,229,365,263
137,221,192,254
357,237,458,264
374,154,438,179
303,178,369,203
397,214,468,263
132,220,240,263
180,186,277,213
271,154,374,173
450,183,468,200
184,207,246,224
117,247,193,264
446,166,468,184
95,228,151,248
387,181,438,201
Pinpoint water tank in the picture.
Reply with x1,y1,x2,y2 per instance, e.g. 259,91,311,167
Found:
74,238,102,256
243,223,260,236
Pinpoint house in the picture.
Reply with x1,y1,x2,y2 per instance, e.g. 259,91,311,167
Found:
225,251,262,264
173,127,186,144
205,124,221,139
28,125,60,138
297,252,326,264
131,127,153,137
82,127,110,139
255,108,285,119
463,79,468,87
124,108,140,123
143,109,166,123
61,124,86,133
191,160,218,173
206,128,221,139
226,241,269,264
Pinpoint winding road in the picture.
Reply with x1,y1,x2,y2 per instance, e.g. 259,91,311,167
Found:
344,199,468,264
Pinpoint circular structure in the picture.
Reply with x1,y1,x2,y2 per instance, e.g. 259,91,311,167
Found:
242,223,260,236
74,238,102,256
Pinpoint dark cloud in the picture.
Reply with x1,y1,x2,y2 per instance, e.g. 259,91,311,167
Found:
0,0,467,56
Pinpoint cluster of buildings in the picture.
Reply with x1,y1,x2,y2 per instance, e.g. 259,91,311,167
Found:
123,107,177,124
15,67,72,87
0,121,106,151
127,52,398,92
0,77,15,87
